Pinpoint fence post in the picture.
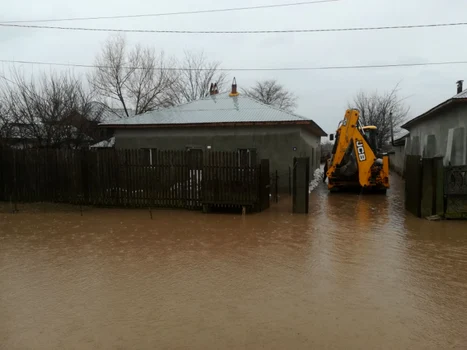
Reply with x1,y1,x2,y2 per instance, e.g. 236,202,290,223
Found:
288,166,292,196
12,149,18,212
259,159,270,211
421,158,434,218
433,156,445,216
81,150,89,204
275,170,279,203
292,157,310,214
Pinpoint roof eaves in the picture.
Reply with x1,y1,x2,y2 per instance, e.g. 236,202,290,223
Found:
305,120,328,137
99,116,313,127
101,120,309,128
393,134,408,147
401,97,467,129
101,120,328,137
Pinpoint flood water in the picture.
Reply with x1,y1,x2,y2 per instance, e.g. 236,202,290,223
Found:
1,174,467,349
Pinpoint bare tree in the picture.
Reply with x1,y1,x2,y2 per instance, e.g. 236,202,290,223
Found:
0,91,12,146
88,35,178,116
349,83,410,148
321,141,333,158
169,50,228,104
242,79,298,112
0,68,102,149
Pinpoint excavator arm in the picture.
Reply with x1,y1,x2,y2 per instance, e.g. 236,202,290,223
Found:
326,109,389,191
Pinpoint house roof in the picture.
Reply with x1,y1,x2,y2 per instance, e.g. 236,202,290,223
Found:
99,93,327,137
401,89,467,129
392,132,409,147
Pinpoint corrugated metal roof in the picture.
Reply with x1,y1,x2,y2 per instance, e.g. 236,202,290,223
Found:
100,93,313,125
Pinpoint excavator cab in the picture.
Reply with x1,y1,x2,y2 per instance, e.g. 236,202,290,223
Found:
362,126,378,153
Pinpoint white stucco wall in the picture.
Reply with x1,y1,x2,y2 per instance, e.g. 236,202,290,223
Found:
405,104,467,166
389,145,406,176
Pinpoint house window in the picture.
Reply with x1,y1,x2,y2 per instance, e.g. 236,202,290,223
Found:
238,148,257,167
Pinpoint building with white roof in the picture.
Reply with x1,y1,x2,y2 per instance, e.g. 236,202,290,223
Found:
99,80,327,191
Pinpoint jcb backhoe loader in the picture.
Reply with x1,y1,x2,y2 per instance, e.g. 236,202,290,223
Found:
325,109,389,193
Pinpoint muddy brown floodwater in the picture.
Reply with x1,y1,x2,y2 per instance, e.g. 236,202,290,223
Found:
1,175,467,349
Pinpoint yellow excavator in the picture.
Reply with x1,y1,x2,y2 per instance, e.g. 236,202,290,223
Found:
325,109,390,193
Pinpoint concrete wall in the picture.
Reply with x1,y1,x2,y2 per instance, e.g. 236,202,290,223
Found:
405,104,467,166
299,128,321,171
389,146,406,176
114,125,321,192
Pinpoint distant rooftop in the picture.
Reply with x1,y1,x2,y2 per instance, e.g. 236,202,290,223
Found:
99,93,327,137
89,101,135,123
90,136,115,148
402,81,467,129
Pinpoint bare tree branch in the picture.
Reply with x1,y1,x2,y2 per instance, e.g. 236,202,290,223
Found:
88,34,178,116
126,46,178,111
241,79,297,112
169,50,228,105
1,68,101,149
349,83,410,148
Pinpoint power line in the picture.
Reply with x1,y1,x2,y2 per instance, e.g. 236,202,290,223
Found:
1,21,467,34
2,58,467,71
0,0,339,24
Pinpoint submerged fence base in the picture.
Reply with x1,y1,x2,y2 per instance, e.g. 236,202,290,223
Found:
0,148,270,213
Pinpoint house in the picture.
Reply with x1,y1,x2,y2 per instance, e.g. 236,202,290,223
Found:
400,80,467,166
388,133,409,176
87,102,135,144
0,119,93,149
99,80,327,192
0,102,132,149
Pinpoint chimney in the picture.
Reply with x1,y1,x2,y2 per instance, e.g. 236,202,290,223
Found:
456,80,463,94
229,77,239,97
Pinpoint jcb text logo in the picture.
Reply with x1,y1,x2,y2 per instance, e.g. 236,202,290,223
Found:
356,140,366,161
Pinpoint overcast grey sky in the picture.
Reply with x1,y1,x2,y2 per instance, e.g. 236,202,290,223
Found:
1,0,467,135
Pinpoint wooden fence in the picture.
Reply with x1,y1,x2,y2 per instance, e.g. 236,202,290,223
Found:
403,155,467,219
0,148,270,212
